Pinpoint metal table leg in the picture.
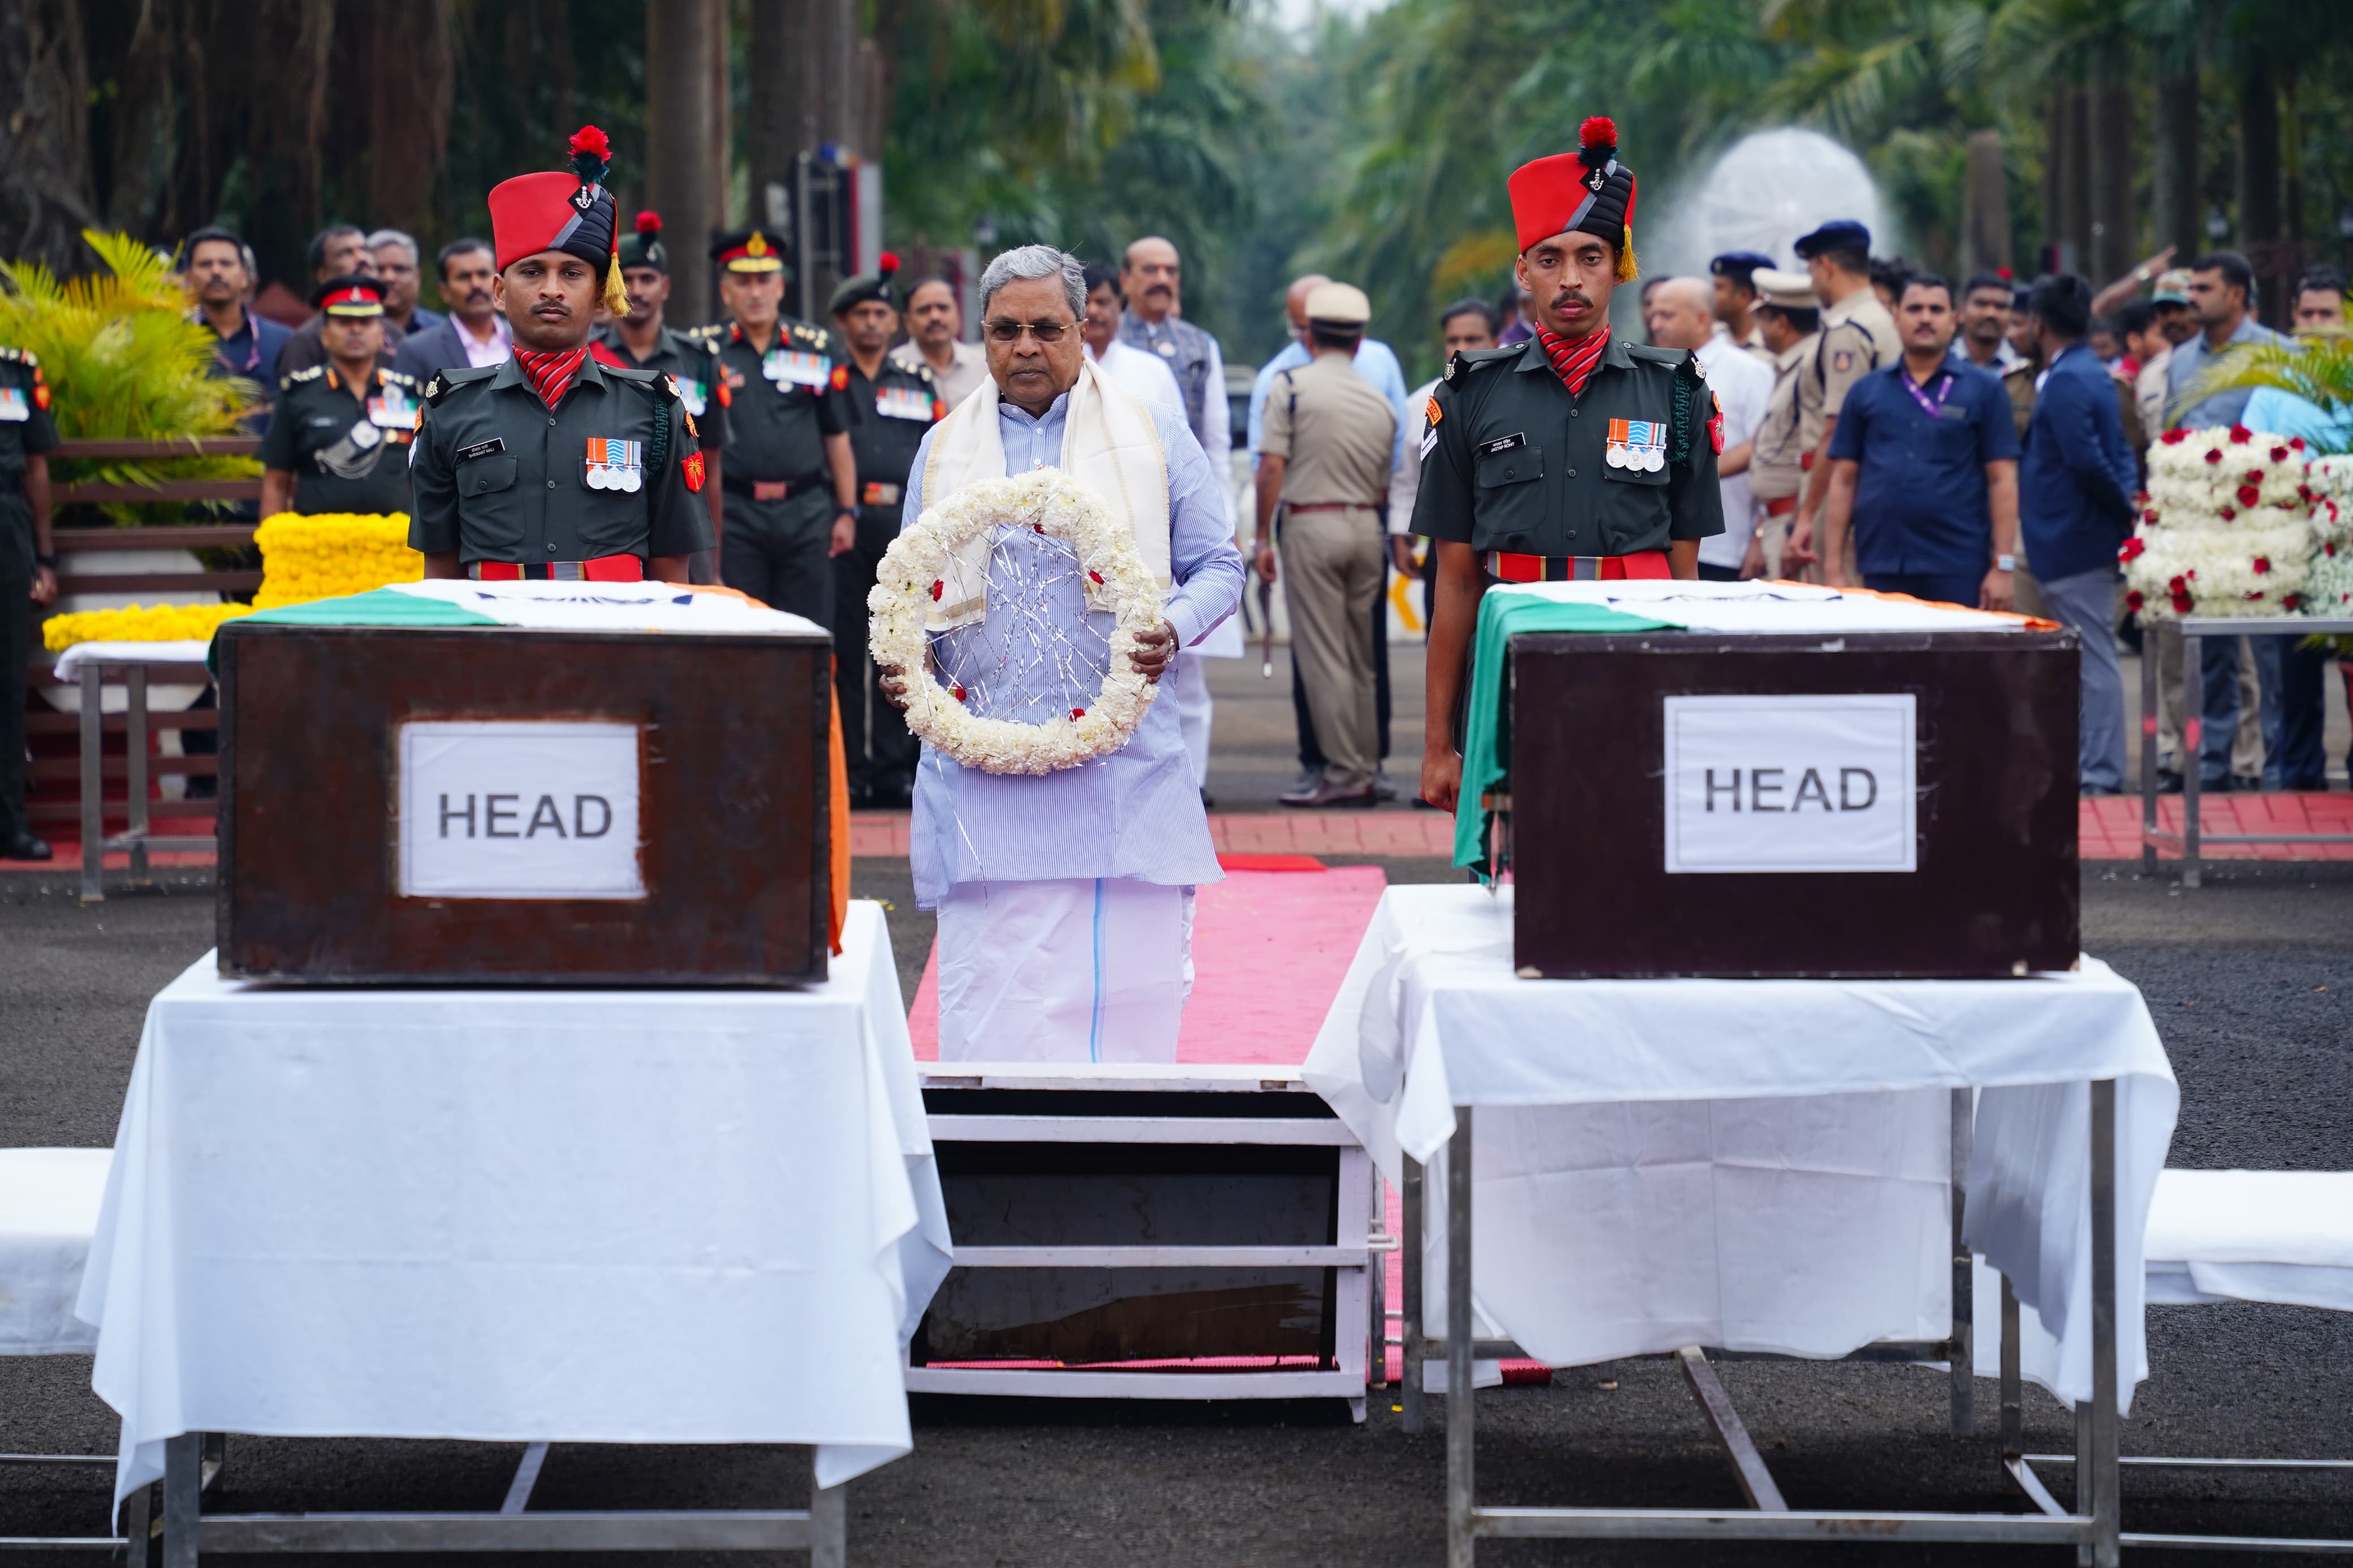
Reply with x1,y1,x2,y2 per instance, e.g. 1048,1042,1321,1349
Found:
1948,1086,1973,1435
2140,627,2160,874
1368,1165,1388,1392
162,1433,200,1568
809,1452,845,1568
79,664,103,904
1402,1152,1425,1434
2180,630,2203,888
2089,1078,2120,1568
125,665,150,885
1446,1110,1475,1568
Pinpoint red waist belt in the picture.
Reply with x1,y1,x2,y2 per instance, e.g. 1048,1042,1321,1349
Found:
1483,548,1671,584
469,555,644,582
1762,495,1798,518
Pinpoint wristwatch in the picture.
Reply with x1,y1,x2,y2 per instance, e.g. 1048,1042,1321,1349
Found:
835,504,861,525
1994,552,2017,572
33,551,57,569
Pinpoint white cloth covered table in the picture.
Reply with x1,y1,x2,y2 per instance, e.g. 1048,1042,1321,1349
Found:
50,641,214,679
1302,884,2178,1412
0,1148,111,1355
76,900,950,1509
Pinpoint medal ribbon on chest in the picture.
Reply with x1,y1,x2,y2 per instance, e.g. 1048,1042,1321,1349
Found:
585,437,644,491
1606,417,1667,473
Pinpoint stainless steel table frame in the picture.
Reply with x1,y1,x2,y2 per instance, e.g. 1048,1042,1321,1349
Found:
159,1433,845,1565
1407,1081,2124,1567
74,654,218,904
2141,615,2353,888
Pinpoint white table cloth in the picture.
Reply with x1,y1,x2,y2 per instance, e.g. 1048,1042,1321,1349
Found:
76,900,951,1509
1302,885,2178,1412
0,1148,111,1355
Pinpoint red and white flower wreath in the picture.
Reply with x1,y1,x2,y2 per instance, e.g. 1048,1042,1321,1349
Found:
867,469,1162,775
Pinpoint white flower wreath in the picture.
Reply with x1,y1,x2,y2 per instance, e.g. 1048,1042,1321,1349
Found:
867,468,1163,775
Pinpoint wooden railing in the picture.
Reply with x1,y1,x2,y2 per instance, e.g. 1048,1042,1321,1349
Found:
24,439,261,833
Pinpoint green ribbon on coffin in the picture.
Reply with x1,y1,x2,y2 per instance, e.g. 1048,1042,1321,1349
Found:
205,588,502,673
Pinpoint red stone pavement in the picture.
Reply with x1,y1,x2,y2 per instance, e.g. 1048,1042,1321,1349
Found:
11,797,2352,872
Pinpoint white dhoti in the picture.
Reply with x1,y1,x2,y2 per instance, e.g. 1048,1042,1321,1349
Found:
936,878,1196,1062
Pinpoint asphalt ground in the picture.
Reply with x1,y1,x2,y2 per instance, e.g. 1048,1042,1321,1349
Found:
2,859,2349,1566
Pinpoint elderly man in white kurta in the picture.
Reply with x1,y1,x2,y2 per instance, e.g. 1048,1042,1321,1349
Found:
882,246,1246,1062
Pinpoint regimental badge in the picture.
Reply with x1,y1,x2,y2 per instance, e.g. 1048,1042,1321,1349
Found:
681,450,706,493
1832,349,1854,373
1583,165,1609,194
682,407,700,441
1424,394,1442,426
30,368,49,411
876,386,933,421
584,436,644,492
764,349,833,390
829,362,850,391
0,386,27,423
1605,417,1667,473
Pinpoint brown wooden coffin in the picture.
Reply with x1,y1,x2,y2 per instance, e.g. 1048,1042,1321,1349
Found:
215,622,832,985
1505,628,2079,979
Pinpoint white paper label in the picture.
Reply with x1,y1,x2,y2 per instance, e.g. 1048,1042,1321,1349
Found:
398,721,644,899
1661,694,1916,874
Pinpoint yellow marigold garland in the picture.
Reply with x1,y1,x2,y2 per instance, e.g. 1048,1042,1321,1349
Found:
252,512,423,608
41,601,253,653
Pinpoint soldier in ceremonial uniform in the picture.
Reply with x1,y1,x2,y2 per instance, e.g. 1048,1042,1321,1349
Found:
696,230,858,625
1411,116,1723,812
1741,267,1823,577
829,254,940,807
0,345,58,861
409,127,712,583
260,275,422,517
595,210,729,573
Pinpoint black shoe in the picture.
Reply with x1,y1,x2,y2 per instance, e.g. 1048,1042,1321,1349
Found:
2232,774,2265,794
868,779,913,811
3,831,53,862
2080,784,2122,797
2154,768,2184,795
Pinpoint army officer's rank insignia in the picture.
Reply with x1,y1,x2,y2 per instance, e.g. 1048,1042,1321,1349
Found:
1605,417,1667,473
584,436,644,492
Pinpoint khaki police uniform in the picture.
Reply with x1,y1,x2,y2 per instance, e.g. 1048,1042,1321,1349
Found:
260,362,421,515
836,354,941,804
1410,334,1723,569
1809,290,1898,426
0,348,58,845
1748,334,1820,574
408,356,712,570
697,317,852,626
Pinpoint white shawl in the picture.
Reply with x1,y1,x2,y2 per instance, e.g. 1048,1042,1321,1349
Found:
919,358,1170,630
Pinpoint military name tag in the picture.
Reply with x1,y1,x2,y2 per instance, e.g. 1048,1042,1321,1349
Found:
584,437,644,492
876,386,935,421
764,349,832,388
456,437,507,463
1606,417,1666,472
1478,432,1525,456
0,386,27,422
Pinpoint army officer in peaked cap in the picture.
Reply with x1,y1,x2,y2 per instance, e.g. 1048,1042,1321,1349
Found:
260,274,423,517
1411,115,1723,812
692,228,859,627
409,126,712,582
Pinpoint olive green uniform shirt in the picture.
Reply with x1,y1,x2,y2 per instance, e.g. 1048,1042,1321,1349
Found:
407,355,713,566
259,360,420,515
0,349,59,490
841,356,941,520
693,317,851,485
1410,335,1723,557
596,324,729,453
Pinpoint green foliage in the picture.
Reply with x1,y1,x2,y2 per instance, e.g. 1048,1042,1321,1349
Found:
0,230,260,525
2196,332,2353,453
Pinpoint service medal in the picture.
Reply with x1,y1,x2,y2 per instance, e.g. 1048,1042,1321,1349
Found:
584,436,644,493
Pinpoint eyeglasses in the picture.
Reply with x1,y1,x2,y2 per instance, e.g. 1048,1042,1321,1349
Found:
985,318,1074,344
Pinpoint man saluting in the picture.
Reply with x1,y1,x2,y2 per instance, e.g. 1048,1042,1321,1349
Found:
1412,116,1723,810
410,128,712,583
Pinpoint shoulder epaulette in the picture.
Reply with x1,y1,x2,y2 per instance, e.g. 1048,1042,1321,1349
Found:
421,364,498,404
0,347,28,365
380,367,419,390
604,364,663,391
1624,343,1687,368
1444,345,1518,382
281,365,326,390
682,322,724,344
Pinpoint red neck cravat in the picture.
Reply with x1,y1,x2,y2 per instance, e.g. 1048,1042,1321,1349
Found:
1535,324,1611,398
513,345,589,408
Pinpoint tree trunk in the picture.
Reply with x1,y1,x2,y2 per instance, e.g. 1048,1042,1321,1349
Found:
648,0,717,328
2087,66,2135,287
2046,82,2091,275
1963,128,2011,278
749,0,798,241
2153,64,2201,260
0,0,98,272
2235,57,2283,325
361,0,454,242
709,0,733,230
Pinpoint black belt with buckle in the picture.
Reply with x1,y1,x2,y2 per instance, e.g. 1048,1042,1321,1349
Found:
722,473,828,502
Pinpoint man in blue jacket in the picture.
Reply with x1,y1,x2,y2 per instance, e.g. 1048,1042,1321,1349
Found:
2020,274,2140,793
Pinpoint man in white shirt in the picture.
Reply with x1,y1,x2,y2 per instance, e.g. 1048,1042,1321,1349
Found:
887,275,990,409
1647,276,1773,580
1081,262,1183,413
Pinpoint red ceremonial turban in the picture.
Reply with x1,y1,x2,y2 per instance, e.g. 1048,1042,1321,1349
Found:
1507,116,1639,280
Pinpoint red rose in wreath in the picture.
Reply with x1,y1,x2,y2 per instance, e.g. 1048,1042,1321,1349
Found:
2160,429,2189,445
2119,536,2147,561
2237,485,2262,507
